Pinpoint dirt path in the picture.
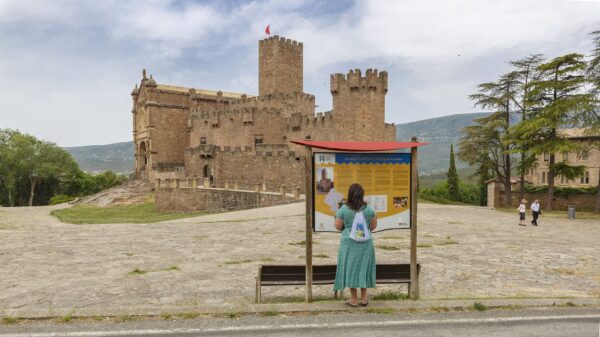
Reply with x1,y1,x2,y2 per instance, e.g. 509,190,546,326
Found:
1,203,598,317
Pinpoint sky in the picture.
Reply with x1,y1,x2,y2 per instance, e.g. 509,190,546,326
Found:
1,0,599,147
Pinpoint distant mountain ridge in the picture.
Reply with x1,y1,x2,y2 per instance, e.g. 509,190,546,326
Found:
64,113,488,174
396,112,488,173
64,141,134,173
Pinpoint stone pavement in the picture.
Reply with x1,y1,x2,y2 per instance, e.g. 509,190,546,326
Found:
0,203,599,318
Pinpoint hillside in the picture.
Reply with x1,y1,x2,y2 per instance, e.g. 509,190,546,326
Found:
64,113,487,174
64,141,134,173
396,112,488,173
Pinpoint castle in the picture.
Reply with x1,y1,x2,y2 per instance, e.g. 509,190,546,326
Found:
131,36,396,192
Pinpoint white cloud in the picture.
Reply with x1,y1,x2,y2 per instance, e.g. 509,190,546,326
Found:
284,0,600,71
1,0,600,145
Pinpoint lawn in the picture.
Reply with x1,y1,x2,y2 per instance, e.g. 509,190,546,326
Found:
51,203,205,224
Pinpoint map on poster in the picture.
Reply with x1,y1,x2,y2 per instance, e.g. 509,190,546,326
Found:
313,152,412,232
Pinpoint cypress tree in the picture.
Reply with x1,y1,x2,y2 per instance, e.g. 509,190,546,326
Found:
447,144,460,201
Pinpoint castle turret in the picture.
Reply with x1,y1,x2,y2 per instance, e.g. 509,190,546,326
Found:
259,35,303,96
330,69,388,141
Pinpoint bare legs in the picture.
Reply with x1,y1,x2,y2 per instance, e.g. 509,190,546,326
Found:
348,288,368,305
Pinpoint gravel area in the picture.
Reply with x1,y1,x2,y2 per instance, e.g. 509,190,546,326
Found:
0,202,598,316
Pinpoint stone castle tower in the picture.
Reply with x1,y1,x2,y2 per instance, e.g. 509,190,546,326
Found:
259,37,303,96
131,36,396,190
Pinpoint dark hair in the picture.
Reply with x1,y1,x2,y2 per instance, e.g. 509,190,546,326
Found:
347,183,366,211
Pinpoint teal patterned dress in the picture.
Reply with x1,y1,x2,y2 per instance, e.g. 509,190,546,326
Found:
333,204,376,291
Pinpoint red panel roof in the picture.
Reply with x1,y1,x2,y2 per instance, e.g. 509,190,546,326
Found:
291,140,429,151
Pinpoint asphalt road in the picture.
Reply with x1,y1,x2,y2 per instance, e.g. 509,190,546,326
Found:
1,307,599,337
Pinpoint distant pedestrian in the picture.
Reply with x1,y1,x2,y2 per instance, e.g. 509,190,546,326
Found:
531,199,541,226
517,199,527,226
333,183,377,307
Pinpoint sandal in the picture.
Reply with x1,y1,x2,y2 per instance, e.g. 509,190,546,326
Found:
360,301,369,307
345,300,358,307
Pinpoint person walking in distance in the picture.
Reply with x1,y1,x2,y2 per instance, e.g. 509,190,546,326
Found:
517,199,527,226
333,183,377,307
530,199,541,226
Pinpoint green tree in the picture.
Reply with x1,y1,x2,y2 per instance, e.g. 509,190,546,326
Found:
509,53,595,210
586,30,600,212
447,144,460,200
475,155,491,206
461,72,520,207
510,54,544,201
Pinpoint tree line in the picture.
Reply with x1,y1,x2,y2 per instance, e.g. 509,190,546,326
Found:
0,129,126,207
457,30,600,212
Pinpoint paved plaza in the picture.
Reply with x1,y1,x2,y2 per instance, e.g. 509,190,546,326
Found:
0,202,599,317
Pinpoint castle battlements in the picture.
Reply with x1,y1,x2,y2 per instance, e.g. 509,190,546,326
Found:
330,68,388,94
229,92,314,105
190,107,284,121
186,144,299,158
259,35,303,49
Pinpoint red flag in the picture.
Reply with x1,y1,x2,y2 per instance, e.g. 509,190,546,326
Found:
265,24,270,36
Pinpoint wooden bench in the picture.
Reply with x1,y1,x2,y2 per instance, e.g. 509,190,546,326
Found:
255,263,420,303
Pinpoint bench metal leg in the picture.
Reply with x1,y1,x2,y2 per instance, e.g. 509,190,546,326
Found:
255,277,261,304
334,290,338,299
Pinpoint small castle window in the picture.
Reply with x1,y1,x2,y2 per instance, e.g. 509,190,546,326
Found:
578,150,589,160
255,135,263,145
542,172,546,184
562,152,569,161
200,137,207,145
582,171,590,184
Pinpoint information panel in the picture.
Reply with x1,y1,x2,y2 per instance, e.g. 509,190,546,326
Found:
313,152,411,232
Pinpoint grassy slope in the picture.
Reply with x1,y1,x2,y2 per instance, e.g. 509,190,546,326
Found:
51,203,205,224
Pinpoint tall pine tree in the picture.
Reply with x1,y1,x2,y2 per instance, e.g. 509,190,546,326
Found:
510,54,544,201
447,144,460,201
585,30,600,212
509,53,594,210
461,71,520,207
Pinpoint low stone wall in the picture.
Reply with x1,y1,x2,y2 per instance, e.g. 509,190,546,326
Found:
155,187,301,212
499,191,597,211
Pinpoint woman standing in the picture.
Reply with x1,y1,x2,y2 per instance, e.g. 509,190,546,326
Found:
333,183,377,307
517,199,527,226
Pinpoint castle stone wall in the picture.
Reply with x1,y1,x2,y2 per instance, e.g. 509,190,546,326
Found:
184,146,305,192
155,187,299,212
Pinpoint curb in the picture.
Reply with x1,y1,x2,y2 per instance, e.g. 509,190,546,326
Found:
2,297,600,320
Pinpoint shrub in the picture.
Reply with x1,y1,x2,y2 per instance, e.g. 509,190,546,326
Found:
49,194,76,205
420,181,481,205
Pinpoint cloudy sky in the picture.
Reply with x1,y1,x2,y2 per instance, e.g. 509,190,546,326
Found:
1,0,599,146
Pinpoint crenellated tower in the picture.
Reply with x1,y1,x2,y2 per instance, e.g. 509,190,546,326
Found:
259,35,303,96
330,69,388,141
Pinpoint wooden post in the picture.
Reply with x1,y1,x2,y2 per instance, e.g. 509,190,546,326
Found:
294,186,300,199
304,146,313,303
155,179,160,190
410,136,420,299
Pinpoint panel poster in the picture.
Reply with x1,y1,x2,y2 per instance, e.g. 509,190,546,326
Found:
313,152,412,232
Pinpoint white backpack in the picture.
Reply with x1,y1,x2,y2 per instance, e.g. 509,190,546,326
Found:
349,211,370,242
